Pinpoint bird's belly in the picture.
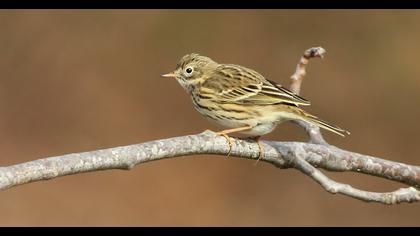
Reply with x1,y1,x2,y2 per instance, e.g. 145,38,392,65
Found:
240,122,278,136
200,111,248,130
192,98,292,137
197,109,284,137
209,117,279,136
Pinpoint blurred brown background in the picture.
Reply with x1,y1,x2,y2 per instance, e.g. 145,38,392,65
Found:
1,9,420,226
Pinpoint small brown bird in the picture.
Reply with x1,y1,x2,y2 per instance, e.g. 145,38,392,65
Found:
163,53,348,159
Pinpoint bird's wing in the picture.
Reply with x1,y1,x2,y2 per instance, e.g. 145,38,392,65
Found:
263,79,311,106
200,64,310,106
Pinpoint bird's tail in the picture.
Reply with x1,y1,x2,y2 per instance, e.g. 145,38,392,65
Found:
288,107,350,137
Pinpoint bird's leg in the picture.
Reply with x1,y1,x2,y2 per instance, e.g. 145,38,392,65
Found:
209,125,253,157
252,136,264,166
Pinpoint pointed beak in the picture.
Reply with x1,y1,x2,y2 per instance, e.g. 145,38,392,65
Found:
161,72,177,78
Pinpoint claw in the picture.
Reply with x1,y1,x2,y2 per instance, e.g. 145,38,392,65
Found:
253,136,264,166
204,125,253,158
216,132,234,157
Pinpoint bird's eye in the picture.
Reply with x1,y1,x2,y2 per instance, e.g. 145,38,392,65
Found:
185,67,193,74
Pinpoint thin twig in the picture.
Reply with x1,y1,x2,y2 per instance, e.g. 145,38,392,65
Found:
290,47,327,145
290,46,326,95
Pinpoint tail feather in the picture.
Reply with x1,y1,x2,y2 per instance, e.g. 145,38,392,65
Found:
291,108,350,137
304,114,350,137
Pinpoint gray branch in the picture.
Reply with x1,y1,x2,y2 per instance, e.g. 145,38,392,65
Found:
0,131,419,204
1,47,419,205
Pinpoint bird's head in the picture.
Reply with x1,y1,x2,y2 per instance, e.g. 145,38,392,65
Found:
162,53,217,92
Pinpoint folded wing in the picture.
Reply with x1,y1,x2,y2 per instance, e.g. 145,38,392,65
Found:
200,64,311,107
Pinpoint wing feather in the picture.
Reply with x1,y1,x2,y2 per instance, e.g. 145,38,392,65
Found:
200,64,310,106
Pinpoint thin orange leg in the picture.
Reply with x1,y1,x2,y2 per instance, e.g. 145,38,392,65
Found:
211,125,253,157
253,136,264,166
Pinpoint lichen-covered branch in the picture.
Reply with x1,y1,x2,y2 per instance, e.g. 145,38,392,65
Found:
0,47,418,205
282,148,420,204
0,131,419,204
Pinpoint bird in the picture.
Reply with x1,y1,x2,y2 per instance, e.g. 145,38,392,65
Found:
162,53,349,160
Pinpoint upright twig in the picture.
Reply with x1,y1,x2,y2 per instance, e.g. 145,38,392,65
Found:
290,47,327,145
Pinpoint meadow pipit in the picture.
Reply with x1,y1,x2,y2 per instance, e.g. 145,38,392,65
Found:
163,53,349,160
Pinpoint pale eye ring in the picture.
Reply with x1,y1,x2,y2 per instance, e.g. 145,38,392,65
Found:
185,67,193,75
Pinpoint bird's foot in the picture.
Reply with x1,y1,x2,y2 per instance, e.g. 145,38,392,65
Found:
215,131,234,157
252,136,264,166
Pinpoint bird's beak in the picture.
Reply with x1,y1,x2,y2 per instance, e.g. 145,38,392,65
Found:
161,72,177,78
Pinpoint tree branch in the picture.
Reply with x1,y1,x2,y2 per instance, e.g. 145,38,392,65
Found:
1,132,419,203
1,47,419,204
